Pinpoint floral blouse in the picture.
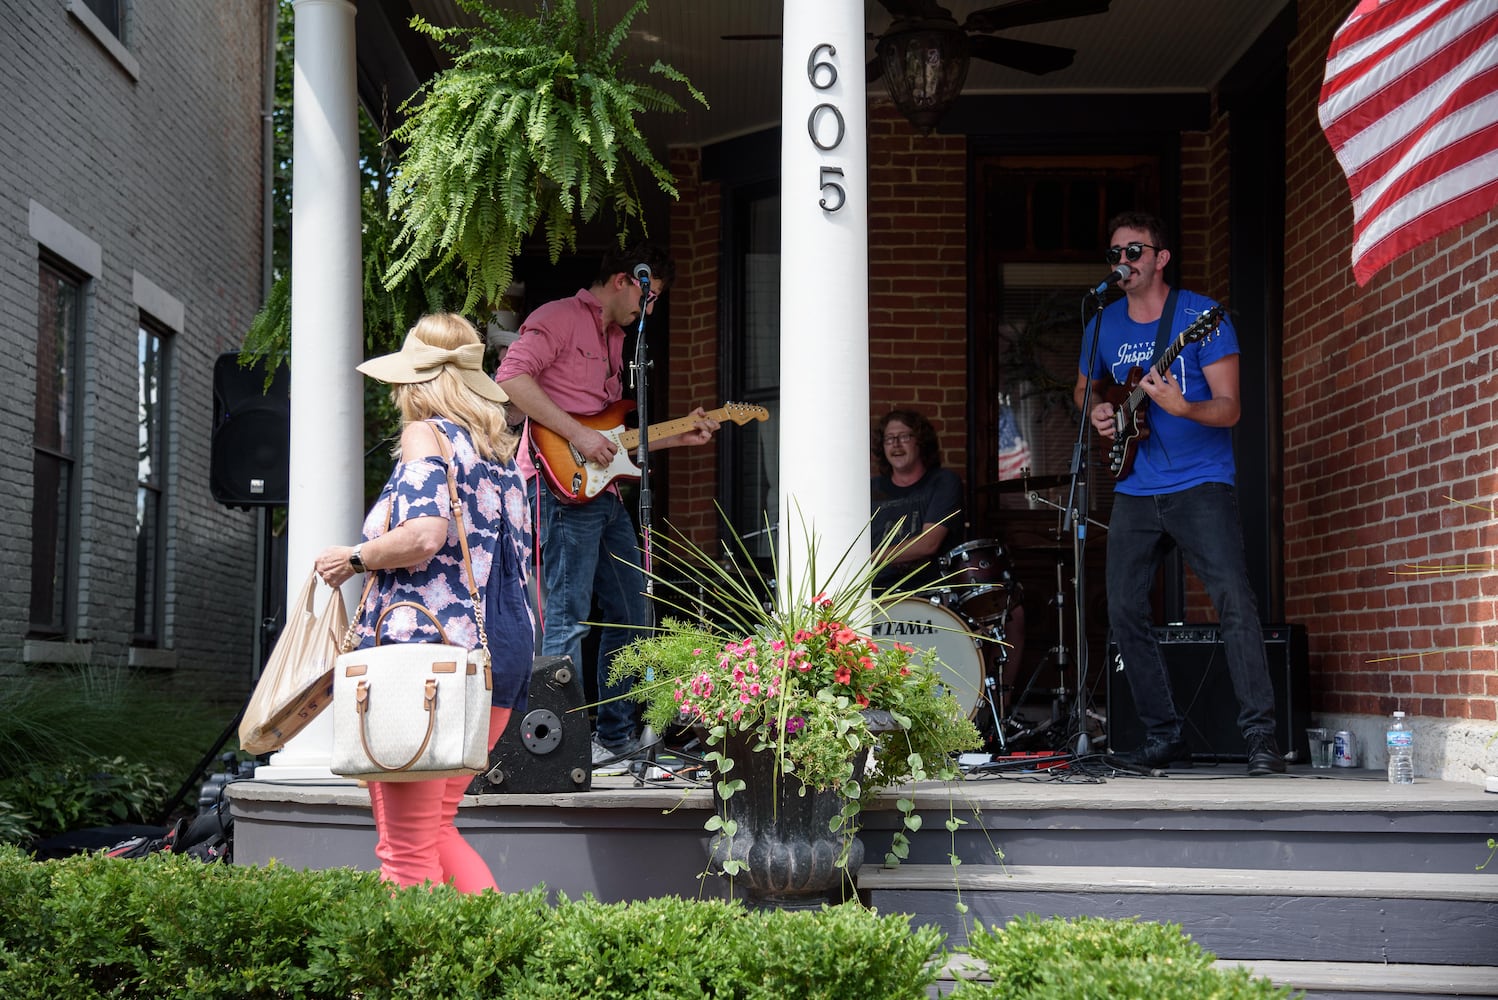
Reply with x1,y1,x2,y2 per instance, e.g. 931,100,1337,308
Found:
350,418,534,711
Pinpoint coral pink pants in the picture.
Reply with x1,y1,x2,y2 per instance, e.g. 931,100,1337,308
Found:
367,706,512,892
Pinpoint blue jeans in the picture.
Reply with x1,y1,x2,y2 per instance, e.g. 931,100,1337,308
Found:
1105,483,1276,742
532,478,647,747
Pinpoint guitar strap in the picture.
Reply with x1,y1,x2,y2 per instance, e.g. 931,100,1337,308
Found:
1150,287,1181,367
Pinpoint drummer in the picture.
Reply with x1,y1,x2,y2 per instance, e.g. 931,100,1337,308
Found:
870,409,963,594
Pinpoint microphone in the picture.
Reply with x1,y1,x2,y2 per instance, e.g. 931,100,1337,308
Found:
632,262,652,285
1091,263,1130,295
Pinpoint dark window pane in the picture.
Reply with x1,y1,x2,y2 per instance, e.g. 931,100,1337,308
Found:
32,262,81,637
29,454,70,634
135,324,167,644
1031,180,1063,251
83,0,120,35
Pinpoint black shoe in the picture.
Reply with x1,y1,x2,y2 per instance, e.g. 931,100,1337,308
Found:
1107,736,1190,771
1245,731,1286,776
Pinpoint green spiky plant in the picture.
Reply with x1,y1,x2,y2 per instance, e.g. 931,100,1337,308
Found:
609,508,985,879
384,0,707,314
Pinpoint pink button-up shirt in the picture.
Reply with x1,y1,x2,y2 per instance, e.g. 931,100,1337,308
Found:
495,288,626,482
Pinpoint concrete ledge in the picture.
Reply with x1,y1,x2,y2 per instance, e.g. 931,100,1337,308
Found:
930,956,1498,999
862,863,1498,901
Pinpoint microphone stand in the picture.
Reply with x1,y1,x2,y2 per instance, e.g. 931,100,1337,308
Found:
628,272,662,779
1065,291,1110,757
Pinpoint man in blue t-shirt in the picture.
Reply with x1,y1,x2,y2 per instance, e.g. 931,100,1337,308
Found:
1073,211,1285,776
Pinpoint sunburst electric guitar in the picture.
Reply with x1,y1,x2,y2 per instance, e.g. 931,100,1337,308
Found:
531,400,770,503
1100,305,1226,480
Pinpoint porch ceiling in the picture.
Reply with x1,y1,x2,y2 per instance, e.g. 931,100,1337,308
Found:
359,0,1298,148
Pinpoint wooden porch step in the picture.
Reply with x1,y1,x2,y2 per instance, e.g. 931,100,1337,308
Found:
861,864,1498,966
926,956,1498,999
863,863,1498,900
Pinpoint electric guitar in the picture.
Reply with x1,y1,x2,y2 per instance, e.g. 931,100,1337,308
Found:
531,400,770,503
1100,305,1226,480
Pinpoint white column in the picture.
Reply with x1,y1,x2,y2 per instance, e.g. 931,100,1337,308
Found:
260,0,364,778
779,1,870,599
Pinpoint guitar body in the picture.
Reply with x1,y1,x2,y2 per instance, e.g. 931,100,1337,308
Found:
1101,370,1149,481
531,399,770,503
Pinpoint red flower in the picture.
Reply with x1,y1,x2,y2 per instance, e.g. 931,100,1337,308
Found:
834,666,852,685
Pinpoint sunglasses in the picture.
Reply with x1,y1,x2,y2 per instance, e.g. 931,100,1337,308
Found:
634,277,661,304
1106,242,1161,265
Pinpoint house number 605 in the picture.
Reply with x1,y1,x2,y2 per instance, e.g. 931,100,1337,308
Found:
807,43,845,213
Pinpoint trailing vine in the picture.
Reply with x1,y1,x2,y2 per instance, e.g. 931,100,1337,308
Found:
385,0,707,313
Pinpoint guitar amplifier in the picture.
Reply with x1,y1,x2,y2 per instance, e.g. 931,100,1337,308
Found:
1105,624,1310,763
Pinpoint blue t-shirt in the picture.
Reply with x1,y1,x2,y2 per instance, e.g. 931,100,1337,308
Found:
1079,289,1238,496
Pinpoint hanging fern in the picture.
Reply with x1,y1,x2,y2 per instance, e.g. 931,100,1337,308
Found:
385,0,707,314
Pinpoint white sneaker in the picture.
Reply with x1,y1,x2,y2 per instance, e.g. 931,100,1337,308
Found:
591,737,616,766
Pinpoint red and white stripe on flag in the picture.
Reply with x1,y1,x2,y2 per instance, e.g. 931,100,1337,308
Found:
1318,0,1498,285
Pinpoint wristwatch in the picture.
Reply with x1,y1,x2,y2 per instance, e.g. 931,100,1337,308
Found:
348,544,367,573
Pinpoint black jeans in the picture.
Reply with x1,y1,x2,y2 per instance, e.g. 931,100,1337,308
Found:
1105,483,1276,741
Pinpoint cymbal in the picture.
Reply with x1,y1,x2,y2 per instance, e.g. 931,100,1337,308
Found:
977,474,1071,494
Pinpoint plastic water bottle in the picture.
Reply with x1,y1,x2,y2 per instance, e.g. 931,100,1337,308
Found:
1386,711,1414,784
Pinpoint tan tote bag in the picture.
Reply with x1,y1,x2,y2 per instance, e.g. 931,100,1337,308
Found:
239,571,348,755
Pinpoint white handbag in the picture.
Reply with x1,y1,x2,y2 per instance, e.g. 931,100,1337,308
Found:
330,428,494,782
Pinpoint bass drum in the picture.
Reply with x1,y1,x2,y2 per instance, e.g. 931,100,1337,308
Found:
869,598,988,720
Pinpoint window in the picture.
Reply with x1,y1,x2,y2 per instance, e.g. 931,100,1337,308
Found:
134,320,169,645
31,260,85,637
722,184,781,560
82,0,121,37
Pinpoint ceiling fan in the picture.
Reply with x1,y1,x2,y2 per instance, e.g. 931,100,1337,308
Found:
724,0,1113,132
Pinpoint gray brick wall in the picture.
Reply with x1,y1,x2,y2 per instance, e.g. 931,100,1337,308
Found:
0,1,272,696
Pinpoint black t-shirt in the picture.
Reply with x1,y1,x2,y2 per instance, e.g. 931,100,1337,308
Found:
870,467,963,592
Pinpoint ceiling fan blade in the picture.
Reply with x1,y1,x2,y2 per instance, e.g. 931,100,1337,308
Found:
874,0,951,22
963,0,1111,34
967,34,1075,76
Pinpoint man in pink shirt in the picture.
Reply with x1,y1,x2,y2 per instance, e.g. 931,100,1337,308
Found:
496,243,718,764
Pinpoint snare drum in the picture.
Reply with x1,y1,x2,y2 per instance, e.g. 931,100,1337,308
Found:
870,598,987,719
940,539,1015,624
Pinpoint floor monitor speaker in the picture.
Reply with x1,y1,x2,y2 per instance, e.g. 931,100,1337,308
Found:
468,656,592,794
1105,624,1309,763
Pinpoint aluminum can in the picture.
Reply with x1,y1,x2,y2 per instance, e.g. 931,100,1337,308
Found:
1332,730,1358,767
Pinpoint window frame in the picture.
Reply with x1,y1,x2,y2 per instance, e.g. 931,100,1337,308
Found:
30,257,88,639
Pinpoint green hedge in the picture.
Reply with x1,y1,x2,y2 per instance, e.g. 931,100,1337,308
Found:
949,913,1299,999
0,847,1297,999
0,846,940,999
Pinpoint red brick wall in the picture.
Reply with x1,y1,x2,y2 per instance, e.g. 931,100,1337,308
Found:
867,102,970,472
1283,0,1498,722
665,146,722,547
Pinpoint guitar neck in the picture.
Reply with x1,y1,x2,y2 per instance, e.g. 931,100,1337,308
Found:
1126,337,1188,408
616,406,735,451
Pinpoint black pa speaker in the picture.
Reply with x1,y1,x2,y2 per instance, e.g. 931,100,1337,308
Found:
1105,623,1310,763
210,353,290,507
468,656,592,793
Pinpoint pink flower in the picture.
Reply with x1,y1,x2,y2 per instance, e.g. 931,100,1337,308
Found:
835,666,852,685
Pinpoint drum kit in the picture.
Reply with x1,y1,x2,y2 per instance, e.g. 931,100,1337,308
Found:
873,472,1104,756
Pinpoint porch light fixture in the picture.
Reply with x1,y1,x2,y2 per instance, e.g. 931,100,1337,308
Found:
875,20,970,135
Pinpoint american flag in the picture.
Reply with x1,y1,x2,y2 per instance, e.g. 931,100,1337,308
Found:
996,395,1031,481
1318,0,1498,286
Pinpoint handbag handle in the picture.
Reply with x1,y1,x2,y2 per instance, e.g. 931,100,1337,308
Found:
353,677,438,773
341,421,489,661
